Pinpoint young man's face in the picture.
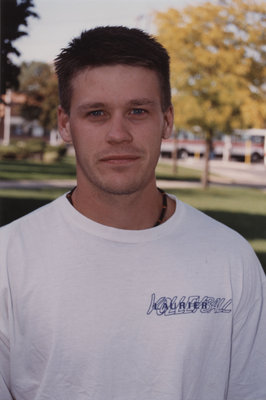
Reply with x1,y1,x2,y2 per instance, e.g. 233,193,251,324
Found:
58,65,173,196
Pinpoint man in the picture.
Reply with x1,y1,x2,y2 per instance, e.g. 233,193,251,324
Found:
0,26,265,400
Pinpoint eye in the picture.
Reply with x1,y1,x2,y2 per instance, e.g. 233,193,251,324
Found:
88,110,104,117
130,108,147,115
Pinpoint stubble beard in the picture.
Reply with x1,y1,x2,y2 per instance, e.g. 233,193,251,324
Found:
76,157,158,197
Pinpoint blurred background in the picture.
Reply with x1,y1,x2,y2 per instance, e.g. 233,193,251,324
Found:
0,0,266,270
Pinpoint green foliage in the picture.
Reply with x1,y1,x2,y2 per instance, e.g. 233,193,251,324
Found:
0,0,39,95
156,0,266,132
19,62,51,91
0,144,20,160
18,62,59,130
23,138,46,153
38,78,59,131
155,0,266,186
0,139,67,162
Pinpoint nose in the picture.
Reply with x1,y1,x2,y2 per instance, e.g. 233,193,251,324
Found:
106,113,133,144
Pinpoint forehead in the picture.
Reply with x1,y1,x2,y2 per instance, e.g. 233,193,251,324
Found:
70,64,162,103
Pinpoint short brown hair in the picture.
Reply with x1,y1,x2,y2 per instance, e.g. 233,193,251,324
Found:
54,26,171,114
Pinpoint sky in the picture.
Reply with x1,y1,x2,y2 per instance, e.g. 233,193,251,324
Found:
14,0,205,64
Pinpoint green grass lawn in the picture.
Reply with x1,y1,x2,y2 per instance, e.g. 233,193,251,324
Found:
0,157,76,180
156,161,202,181
0,158,265,271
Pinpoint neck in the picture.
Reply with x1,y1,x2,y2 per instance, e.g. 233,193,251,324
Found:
70,180,175,230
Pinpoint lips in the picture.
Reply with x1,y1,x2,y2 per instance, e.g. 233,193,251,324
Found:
100,154,140,164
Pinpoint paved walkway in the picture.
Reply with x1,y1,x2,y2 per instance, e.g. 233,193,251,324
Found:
159,158,266,190
0,179,77,189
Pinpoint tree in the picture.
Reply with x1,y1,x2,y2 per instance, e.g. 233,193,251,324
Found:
155,0,266,187
19,61,59,132
1,0,39,96
38,77,59,132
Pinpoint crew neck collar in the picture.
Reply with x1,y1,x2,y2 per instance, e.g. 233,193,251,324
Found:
57,192,184,243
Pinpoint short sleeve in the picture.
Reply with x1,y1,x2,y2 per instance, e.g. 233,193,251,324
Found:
227,248,266,399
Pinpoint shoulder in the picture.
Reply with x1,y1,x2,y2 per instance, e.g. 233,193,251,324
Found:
175,198,265,307
176,198,248,248
0,195,66,246
174,198,264,278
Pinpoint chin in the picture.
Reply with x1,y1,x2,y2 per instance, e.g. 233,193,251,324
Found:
94,177,150,196
98,184,141,196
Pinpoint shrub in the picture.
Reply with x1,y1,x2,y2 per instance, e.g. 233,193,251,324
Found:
0,139,67,161
0,145,18,160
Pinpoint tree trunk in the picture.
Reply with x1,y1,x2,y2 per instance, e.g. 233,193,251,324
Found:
201,131,212,189
3,89,11,146
172,129,178,175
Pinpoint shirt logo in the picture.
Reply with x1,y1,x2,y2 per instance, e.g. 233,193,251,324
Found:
147,293,232,316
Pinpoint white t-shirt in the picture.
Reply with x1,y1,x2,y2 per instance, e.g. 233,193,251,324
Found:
0,194,265,400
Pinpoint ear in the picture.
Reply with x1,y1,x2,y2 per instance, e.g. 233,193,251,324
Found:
162,105,174,139
57,106,72,144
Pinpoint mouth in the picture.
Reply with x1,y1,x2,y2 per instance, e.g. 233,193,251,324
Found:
100,154,140,165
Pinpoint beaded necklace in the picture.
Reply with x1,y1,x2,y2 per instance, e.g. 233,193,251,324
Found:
66,187,167,227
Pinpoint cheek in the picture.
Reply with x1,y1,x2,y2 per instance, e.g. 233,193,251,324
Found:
69,122,95,150
145,124,165,149
143,136,163,164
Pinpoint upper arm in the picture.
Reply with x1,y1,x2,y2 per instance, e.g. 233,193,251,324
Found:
227,250,266,399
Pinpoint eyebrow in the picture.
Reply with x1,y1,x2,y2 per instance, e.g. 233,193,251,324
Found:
77,102,105,113
77,98,157,113
128,98,157,106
